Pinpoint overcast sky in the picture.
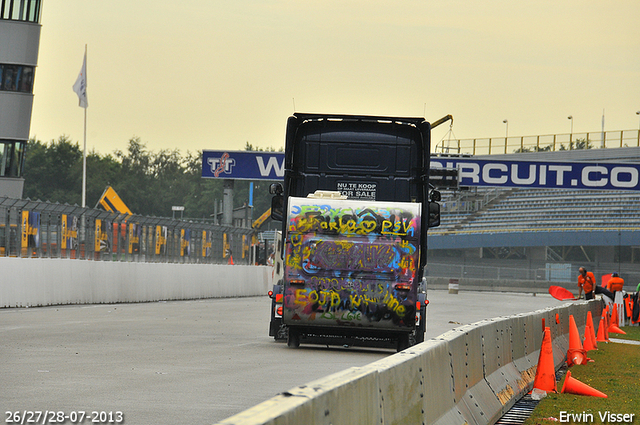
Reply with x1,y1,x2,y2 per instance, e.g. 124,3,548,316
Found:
29,0,640,156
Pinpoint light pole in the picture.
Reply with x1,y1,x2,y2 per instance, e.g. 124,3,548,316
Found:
636,111,640,146
503,119,508,153
568,115,573,146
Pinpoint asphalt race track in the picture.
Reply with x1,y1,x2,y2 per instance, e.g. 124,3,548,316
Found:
1,290,562,424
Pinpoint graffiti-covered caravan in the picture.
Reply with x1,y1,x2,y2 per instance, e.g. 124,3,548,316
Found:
285,197,421,330
268,113,441,351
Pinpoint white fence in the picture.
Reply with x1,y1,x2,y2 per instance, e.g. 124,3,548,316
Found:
0,258,272,307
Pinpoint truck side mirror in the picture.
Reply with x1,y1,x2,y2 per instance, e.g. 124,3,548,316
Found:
428,202,440,228
271,195,284,221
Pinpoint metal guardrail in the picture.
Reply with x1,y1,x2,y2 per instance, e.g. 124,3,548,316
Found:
426,262,563,282
0,197,257,264
435,129,640,155
429,226,640,235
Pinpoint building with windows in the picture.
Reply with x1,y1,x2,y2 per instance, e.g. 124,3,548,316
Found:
0,0,42,198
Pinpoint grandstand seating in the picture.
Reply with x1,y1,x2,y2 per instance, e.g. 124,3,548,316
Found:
431,187,640,235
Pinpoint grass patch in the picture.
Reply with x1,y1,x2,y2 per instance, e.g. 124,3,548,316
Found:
525,326,640,424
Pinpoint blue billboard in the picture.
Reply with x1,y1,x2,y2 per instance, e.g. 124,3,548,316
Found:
430,158,640,191
201,151,285,181
202,150,640,191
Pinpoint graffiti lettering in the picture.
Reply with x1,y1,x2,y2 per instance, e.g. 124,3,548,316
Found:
288,204,419,237
320,310,363,321
308,241,396,272
290,286,409,319
381,219,414,236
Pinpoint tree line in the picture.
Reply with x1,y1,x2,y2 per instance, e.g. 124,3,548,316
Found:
23,136,278,221
514,138,593,153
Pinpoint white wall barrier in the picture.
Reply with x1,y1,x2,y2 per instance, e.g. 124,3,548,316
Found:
0,258,272,307
216,300,602,425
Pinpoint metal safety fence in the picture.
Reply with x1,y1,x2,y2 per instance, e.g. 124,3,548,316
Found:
426,261,553,282
426,260,640,287
434,129,640,155
0,197,260,264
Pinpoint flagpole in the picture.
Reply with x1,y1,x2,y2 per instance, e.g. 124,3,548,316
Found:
73,44,88,207
82,105,87,208
81,45,87,208
601,109,605,149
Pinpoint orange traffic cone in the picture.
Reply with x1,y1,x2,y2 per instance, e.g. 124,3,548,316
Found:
567,315,587,366
533,327,557,393
583,323,597,351
585,311,597,351
611,304,620,327
228,255,234,265
608,323,627,335
561,371,607,398
596,316,608,343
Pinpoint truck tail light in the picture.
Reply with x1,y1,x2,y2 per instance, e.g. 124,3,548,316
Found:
395,283,411,291
268,290,274,298
275,306,283,318
275,294,283,303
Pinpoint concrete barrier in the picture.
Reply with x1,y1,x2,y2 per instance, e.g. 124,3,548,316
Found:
0,258,272,307
215,299,603,425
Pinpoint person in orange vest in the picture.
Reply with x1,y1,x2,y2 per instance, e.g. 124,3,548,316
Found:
577,267,596,300
607,272,625,297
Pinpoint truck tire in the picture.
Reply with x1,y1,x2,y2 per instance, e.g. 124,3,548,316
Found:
397,333,410,352
287,328,300,348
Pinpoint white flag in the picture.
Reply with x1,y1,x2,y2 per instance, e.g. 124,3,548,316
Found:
72,50,88,108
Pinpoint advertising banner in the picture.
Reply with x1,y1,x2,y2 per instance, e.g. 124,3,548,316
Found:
20,211,40,255
201,150,640,191
430,158,640,191
155,225,167,255
180,229,190,257
61,214,79,252
61,214,67,250
223,233,231,258
101,220,112,253
68,215,78,251
202,230,212,258
21,211,29,251
29,212,40,248
94,219,101,252
128,223,140,254
201,151,284,180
